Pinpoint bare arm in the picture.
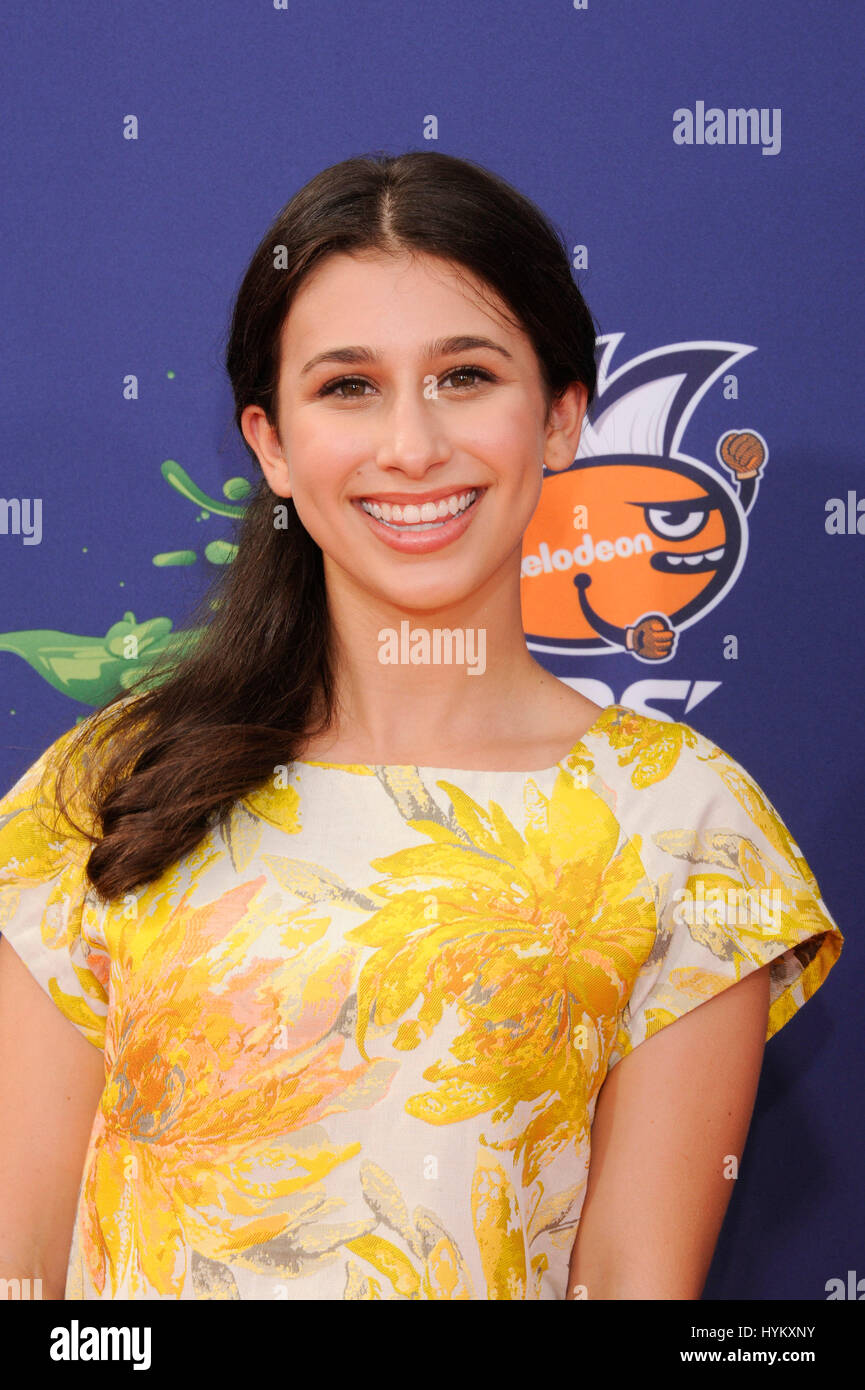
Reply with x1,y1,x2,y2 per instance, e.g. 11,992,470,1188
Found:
568,962,772,1299
0,934,105,1298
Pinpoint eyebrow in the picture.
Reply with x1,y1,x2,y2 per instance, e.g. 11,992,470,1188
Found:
298,335,514,378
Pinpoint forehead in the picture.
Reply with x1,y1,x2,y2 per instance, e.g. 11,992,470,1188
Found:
279,250,522,358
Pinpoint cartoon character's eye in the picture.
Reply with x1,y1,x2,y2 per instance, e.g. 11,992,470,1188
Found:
644,503,711,540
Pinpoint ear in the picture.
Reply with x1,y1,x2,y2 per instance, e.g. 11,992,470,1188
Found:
240,404,292,498
543,382,589,474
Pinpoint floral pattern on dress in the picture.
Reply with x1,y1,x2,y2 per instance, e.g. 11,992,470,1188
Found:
0,703,844,1299
346,766,658,1188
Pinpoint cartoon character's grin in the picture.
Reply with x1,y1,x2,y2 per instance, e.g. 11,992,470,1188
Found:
651,545,724,573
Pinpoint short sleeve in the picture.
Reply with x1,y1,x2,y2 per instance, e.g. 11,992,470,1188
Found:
606,726,844,1072
0,721,110,1051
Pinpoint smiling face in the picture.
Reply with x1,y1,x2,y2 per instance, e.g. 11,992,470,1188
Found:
241,249,587,616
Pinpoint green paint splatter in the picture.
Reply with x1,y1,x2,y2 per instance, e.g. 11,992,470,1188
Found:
0,612,196,706
161,460,247,519
153,550,198,567
204,539,238,565
2,457,251,712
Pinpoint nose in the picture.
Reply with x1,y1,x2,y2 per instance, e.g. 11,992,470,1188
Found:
373,381,451,477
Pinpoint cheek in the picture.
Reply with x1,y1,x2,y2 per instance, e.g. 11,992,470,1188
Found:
288,424,363,497
474,393,540,446
475,403,545,490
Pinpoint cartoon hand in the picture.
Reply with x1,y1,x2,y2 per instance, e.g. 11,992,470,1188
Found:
718,430,766,480
625,616,675,660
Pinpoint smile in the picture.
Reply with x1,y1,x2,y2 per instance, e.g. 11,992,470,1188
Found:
651,545,725,573
358,488,480,531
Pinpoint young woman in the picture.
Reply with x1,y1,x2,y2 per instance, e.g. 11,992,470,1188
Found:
0,151,843,1301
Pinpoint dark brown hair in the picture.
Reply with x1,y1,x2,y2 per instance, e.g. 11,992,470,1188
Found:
48,149,599,901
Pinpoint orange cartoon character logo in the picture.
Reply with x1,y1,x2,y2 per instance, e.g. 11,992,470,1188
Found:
521,334,768,661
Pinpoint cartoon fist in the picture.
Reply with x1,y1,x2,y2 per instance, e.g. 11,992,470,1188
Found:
625,615,675,660
718,430,767,480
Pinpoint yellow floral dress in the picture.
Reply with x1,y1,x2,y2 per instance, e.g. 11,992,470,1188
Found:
0,703,843,1300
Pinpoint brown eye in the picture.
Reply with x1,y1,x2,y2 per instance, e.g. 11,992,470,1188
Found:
444,366,495,389
318,376,371,398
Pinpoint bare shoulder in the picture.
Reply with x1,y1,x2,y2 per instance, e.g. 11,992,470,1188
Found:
530,681,609,760
485,687,608,768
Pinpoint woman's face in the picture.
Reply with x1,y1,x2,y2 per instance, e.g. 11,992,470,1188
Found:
243,249,587,614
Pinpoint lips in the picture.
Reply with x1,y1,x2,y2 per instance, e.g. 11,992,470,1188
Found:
352,486,486,553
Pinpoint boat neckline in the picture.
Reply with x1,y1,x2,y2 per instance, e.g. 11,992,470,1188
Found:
293,703,624,776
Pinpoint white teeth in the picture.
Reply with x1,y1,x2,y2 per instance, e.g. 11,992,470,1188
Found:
359,489,478,529
666,546,724,567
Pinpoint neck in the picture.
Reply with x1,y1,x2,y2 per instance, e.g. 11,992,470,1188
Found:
312,559,561,764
